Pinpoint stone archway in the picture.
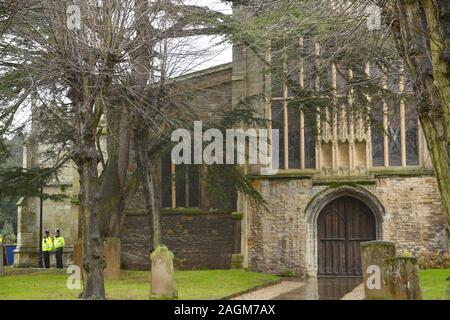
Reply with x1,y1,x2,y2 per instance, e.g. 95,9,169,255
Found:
304,186,385,276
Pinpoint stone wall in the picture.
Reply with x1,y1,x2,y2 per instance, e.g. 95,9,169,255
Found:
244,173,448,276
120,212,238,270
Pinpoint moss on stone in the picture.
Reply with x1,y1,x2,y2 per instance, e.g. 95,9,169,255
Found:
369,167,434,177
246,169,316,181
150,244,174,263
231,212,244,220
312,176,376,186
160,207,230,216
360,240,396,248
70,196,80,204
231,254,244,269
150,245,178,299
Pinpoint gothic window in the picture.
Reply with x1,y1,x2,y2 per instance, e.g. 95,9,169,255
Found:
269,46,422,173
270,37,317,171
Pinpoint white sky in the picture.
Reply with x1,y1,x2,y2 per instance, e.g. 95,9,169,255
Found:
180,0,233,72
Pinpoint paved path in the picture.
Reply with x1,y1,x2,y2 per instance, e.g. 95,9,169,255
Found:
231,277,363,300
341,283,365,300
231,281,304,300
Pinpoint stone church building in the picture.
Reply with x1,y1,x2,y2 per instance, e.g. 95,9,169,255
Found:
14,40,449,276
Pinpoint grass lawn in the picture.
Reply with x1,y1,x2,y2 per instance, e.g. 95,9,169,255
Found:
0,268,279,300
420,269,450,300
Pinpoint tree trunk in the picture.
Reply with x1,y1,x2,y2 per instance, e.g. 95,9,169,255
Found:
131,0,163,248
134,130,162,248
386,0,450,225
96,102,137,238
74,93,105,300
420,115,450,224
149,160,162,247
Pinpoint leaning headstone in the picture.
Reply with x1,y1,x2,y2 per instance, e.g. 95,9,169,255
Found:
382,256,422,300
150,245,177,299
360,240,396,299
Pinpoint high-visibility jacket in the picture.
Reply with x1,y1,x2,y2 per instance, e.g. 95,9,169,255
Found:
53,236,65,249
42,237,53,252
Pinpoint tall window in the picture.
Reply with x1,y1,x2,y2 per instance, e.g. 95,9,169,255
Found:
370,67,420,167
270,38,316,170
161,153,200,208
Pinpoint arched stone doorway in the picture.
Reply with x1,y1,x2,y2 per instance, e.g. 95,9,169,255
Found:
304,186,385,276
317,196,376,275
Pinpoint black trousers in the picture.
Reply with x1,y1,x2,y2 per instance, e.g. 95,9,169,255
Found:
43,251,50,268
55,248,63,269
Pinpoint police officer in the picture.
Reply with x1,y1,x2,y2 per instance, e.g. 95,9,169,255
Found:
53,229,65,269
42,230,53,268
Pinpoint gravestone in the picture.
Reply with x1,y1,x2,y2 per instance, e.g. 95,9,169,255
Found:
360,240,396,299
383,256,422,300
150,245,177,299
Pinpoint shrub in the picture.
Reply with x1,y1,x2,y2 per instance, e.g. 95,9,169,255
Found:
417,250,450,269
0,221,16,244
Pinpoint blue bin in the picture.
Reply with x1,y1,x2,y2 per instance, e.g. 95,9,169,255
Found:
5,245,16,265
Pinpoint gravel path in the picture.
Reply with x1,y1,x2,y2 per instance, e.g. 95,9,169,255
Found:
231,281,304,300
341,283,365,300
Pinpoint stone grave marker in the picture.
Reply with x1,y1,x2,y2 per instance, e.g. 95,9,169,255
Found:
150,245,178,299
360,240,396,299
383,256,422,300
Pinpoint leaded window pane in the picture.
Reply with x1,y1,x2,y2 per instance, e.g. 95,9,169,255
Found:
388,104,402,166
303,37,316,91
271,45,284,98
175,164,187,207
406,105,419,166
161,152,172,208
271,101,285,169
288,106,300,169
371,101,384,166
188,166,200,207
304,113,316,169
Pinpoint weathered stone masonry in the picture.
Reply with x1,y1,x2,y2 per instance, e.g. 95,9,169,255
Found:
244,174,448,276
120,212,239,270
